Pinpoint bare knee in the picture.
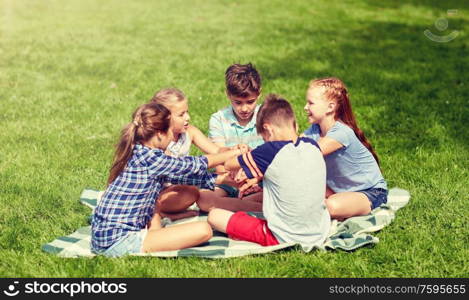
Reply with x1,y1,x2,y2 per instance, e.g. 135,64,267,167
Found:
197,191,215,212
325,198,341,219
196,221,213,242
207,208,232,233
206,209,219,226
158,185,200,212
325,193,371,220
178,186,200,204
185,185,200,198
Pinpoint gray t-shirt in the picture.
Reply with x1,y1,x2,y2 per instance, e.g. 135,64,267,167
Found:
237,137,330,251
304,122,387,192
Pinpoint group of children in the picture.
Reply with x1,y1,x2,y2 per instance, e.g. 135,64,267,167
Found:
91,63,387,257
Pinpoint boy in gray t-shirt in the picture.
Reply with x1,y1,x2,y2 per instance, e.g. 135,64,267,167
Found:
207,94,330,251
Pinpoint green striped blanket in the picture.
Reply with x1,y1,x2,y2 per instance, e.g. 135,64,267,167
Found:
42,188,409,258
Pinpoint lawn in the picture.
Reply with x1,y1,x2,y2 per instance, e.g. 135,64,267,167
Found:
0,0,468,277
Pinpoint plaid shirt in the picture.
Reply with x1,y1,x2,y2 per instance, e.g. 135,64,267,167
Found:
208,105,264,149
91,143,216,252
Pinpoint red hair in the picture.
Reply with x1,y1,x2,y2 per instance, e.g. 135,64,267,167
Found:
309,77,380,165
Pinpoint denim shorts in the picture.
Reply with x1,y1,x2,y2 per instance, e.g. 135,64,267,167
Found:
101,229,147,257
359,187,388,210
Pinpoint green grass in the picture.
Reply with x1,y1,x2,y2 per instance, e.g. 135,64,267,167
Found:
1,0,468,277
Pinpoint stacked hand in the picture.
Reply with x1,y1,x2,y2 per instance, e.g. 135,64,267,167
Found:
220,144,262,198
230,143,250,155
233,169,262,198
234,168,248,183
238,178,261,198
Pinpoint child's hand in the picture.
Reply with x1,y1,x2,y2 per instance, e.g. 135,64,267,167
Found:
229,170,238,180
241,184,262,196
234,169,248,183
237,144,250,154
238,177,261,198
215,172,238,187
230,144,250,154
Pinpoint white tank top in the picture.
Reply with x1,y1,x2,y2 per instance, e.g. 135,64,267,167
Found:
166,131,192,157
163,131,192,188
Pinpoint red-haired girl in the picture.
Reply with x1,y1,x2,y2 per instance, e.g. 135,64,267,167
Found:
303,77,387,220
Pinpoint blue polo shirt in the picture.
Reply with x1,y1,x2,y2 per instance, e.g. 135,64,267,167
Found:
208,105,264,149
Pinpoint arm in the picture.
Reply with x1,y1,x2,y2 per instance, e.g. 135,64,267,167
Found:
164,164,238,190
213,143,250,173
224,157,261,197
227,143,277,197
317,123,351,156
224,156,241,171
317,136,344,156
165,171,217,190
205,148,245,168
147,152,211,178
211,142,227,174
188,125,221,154
189,125,249,173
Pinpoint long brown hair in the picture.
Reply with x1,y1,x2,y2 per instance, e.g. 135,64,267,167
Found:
309,77,380,165
108,103,171,184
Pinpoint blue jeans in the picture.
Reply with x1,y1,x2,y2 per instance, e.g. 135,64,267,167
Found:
100,230,147,257
360,187,388,210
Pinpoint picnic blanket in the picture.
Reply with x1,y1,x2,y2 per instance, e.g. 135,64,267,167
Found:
42,187,410,258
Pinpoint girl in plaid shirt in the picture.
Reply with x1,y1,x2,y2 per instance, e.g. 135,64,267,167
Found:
150,88,262,216
91,102,244,257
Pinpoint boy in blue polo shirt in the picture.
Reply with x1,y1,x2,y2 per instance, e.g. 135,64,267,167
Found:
208,63,264,149
207,94,330,251
197,63,264,212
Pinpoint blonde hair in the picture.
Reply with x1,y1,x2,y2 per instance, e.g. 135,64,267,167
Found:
150,88,187,107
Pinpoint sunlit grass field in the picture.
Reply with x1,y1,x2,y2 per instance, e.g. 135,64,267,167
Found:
0,0,468,277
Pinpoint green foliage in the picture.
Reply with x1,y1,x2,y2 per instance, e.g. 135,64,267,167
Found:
0,0,468,277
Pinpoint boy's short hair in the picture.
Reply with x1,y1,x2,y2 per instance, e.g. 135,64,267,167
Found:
256,94,297,135
225,63,262,98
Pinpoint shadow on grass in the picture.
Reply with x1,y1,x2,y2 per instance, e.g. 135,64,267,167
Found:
259,18,468,152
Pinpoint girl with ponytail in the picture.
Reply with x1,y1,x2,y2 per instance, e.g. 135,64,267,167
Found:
92,102,245,257
303,77,387,220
